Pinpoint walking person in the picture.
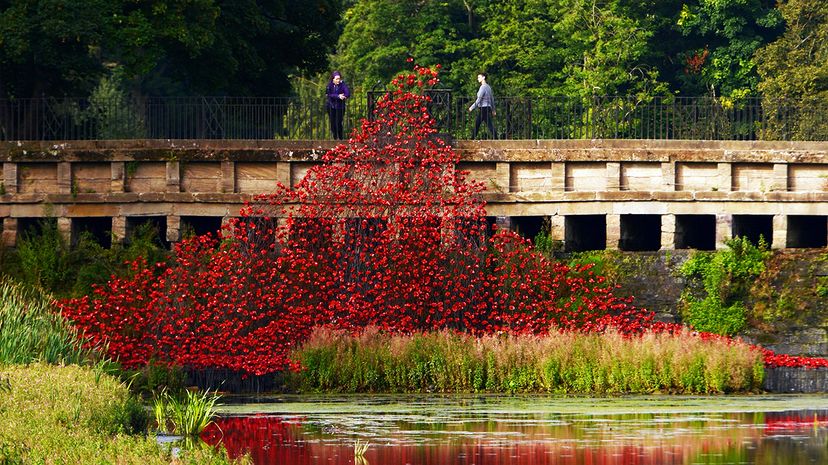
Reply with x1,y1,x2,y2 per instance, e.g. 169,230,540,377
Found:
468,72,496,139
325,71,350,140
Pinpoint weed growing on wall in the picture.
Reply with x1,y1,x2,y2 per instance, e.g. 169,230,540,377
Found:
679,236,771,335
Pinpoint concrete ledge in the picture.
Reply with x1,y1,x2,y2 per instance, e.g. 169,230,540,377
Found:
764,367,828,393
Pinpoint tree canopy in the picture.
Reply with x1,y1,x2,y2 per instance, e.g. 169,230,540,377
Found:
0,0,343,98
0,0,822,104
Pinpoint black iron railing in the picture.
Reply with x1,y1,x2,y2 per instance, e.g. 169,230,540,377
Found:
1,94,826,141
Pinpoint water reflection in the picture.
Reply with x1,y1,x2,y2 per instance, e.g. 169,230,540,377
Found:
200,397,828,465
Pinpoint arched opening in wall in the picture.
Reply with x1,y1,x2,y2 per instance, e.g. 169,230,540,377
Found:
786,215,827,248
126,216,168,249
620,214,661,251
16,217,56,242
675,215,716,250
181,216,223,239
72,217,112,248
565,215,606,252
732,215,773,247
511,216,545,241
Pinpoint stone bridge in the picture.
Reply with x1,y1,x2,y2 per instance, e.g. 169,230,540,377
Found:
2,139,827,251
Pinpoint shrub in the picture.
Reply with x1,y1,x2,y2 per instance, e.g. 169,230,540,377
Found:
679,236,770,335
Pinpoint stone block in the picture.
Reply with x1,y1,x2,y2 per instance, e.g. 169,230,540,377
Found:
126,162,166,193
717,162,732,192
221,161,236,193
18,163,58,194
772,214,786,249
182,162,222,193
606,214,620,250
565,162,606,191
715,214,732,249
661,214,676,250
73,162,111,194
67,204,118,216
621,162,661,191
458,162,500,192
510,162,553,193
111,162,125,193
789,163,828,192
287,162,315,189
57,162,72,194
676,162,718,191
733,163,775,192
2,163,17,194
166,161,181,193
606,162,621,191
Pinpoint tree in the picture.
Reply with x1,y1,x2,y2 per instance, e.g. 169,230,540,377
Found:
755,0,828,139
0,0,343,98
333,0,483,92
676,0,783,99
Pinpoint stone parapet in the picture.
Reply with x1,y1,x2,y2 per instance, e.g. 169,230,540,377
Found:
1,139,828,250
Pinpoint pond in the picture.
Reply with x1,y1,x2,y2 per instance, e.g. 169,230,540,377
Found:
201,395,828,465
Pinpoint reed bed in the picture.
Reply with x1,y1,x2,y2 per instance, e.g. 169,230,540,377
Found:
0,277,93,364
295,327,764,394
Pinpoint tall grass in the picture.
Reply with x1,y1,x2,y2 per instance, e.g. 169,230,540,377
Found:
295,327,764,394
0,276,93,364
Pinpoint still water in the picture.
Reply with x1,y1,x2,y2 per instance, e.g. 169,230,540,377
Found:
201,395,828,465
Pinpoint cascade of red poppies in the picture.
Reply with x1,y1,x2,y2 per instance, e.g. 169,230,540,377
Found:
58,63,825,376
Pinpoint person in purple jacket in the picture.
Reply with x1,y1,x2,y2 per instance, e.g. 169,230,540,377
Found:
325,71,351,140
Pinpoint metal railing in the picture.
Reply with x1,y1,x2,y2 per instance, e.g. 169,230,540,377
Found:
2,94,827,141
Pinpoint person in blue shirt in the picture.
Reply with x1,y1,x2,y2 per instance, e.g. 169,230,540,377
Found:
468,73,496,139
325,71,351,140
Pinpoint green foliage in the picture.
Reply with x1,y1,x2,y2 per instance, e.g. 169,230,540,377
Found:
295,327,763,394
71,71,146,139
121,363,186,399
1,219,170,298
0,277,94,365
0,1,341,99
532,220,562,256
0,364,242,464
756,0,828,140
334,0,478,92
153,389,221,437
677,0,783,98
679,236,771,335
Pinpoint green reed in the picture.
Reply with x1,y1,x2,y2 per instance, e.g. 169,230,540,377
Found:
0,277,93,365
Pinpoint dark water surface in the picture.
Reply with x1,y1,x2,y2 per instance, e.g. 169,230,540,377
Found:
201,395,828,465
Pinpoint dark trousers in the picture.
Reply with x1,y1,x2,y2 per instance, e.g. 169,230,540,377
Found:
473,106,496,139
328,106,345,140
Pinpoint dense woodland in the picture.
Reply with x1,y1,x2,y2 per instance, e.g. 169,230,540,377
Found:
0,0,826,104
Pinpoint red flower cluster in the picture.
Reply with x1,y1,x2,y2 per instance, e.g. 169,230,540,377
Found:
762,349,828,369
57,63,828,375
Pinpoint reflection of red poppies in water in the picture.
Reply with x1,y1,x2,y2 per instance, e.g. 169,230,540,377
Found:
201,415,311,464
201,415,766,465
764,411,828,433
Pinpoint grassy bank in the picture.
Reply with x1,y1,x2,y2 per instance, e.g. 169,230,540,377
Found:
0,364,245,464
295,327,765,394
0,277,245,464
